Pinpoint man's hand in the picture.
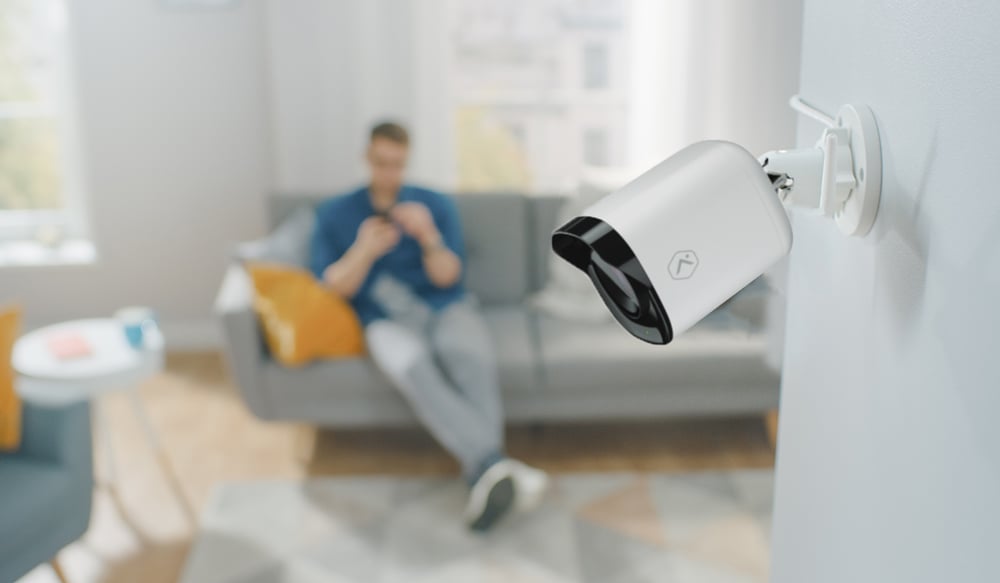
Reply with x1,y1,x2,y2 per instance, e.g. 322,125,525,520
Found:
390,202,441,248
391,201,461,288
353,216,401,261
321,216,399,294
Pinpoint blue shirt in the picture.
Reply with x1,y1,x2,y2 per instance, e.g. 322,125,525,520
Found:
309,185,467,325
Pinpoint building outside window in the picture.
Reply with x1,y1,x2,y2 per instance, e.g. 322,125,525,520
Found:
582,42,610,90
582,127,610,167
452,0,629,194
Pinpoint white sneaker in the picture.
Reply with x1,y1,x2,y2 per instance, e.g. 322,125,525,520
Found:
510,460,550,513
465,459,517,532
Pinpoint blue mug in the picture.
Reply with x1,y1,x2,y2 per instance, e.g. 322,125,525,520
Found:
115,307,158,349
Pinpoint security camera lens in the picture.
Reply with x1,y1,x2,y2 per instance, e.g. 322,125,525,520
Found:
591,255,641,318
552,215,673,345
604,264,632,298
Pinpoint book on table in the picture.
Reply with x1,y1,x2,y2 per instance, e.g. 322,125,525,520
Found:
46,332,93,360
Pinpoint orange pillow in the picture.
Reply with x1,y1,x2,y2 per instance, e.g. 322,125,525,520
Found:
1,306,22,451
247,263,365,367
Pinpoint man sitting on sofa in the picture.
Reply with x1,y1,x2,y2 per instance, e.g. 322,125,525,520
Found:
310,121,548,531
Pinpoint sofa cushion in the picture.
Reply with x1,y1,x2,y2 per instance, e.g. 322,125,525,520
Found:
454,194,531,304
262,356,391,409
261,305,540,424
535,313,778,394
527,196,569,294
0,460,75,558
479,305,540,393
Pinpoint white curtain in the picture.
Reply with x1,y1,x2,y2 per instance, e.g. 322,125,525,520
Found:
628,0,802,171
266,0,455,194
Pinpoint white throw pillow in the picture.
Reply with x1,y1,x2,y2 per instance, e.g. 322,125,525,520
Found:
236,206,316,268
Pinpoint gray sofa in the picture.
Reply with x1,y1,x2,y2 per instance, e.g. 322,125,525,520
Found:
0,402,93,582
215,193,779,428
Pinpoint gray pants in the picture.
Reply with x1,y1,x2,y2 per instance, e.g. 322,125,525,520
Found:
365,300,505,481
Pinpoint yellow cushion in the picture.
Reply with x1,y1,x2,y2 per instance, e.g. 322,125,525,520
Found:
247,263,365,367
0,306,22,451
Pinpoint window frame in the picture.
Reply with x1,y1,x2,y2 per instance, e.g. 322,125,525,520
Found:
0,0,90,247
582,126,611,167
582,41,611,90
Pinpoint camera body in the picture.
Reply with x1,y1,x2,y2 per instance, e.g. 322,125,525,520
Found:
553,141,792,344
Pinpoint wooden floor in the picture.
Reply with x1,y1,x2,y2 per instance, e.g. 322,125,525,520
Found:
30,351,775,583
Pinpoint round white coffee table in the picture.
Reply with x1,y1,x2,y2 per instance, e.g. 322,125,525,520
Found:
13,318,195,523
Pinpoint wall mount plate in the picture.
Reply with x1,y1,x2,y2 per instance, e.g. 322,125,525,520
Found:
763,101,884,237
833,104,882,236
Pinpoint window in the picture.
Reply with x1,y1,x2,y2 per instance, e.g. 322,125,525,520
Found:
451,0,628,194
582,43,610,90
505,122,526,148
0,0,90,264
583,128,610,167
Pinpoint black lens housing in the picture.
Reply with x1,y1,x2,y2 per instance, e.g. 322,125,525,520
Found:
551,216,673,345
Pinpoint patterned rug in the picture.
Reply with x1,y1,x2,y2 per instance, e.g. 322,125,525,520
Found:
181,470,773,583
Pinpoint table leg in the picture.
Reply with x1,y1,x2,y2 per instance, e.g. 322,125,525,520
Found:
295,424,317,465
764,409,779,450
97,397,118,489
50,557,69,583
96,396,153,541
127,392,198,526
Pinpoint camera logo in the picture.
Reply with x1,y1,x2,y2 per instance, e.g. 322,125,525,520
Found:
669,250,699,280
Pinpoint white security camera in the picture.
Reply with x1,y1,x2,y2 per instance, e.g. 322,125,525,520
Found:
552,102,882,344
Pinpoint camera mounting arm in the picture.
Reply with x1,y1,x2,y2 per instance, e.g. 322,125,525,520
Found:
760,102,882,237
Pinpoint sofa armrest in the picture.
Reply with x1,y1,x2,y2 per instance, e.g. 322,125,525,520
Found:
18,401,93,475
214,264,274,419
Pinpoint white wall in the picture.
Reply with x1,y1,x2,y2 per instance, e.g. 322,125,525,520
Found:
267,0,456,193
772,1,1000,581
628,0,803,171
0,0,270,346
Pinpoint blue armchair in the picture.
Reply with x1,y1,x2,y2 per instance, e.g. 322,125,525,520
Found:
0,401,93,583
